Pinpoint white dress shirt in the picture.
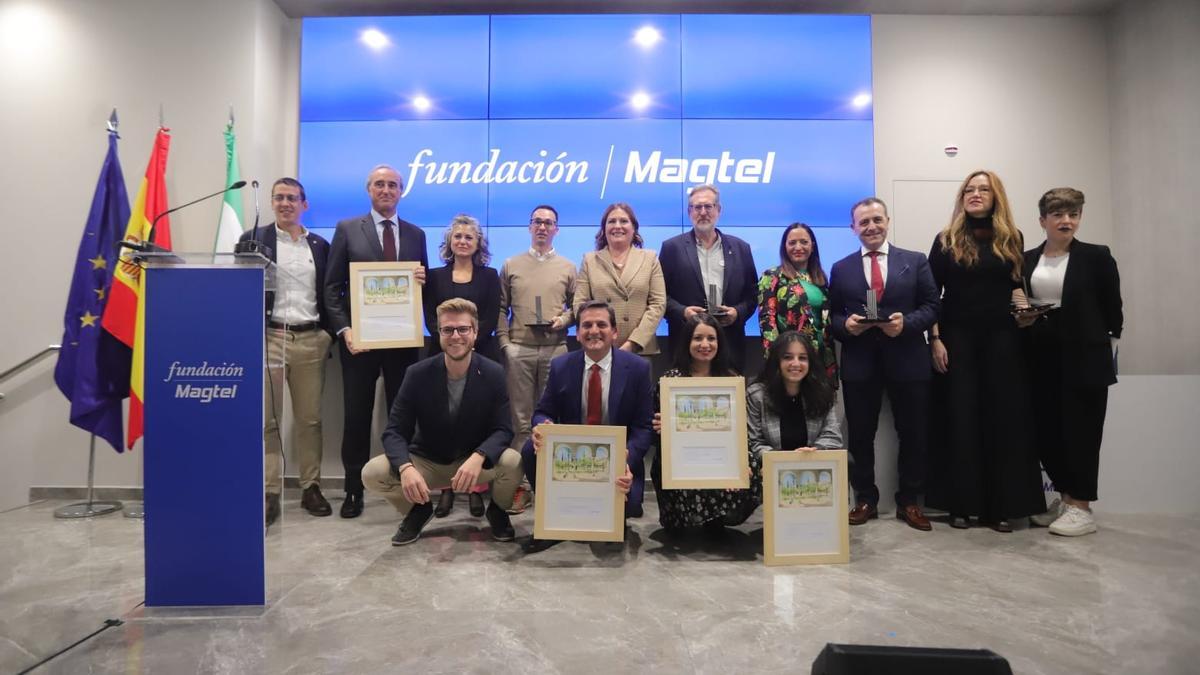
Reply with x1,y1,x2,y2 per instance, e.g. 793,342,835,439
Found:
272,226,320,324
581,349,613,424
696,231,725,307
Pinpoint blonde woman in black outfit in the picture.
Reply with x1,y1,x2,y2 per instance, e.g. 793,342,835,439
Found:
1023,188,1123,537
925,170,1045,532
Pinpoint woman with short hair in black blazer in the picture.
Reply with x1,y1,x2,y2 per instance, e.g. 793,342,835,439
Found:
1024,187,1123,537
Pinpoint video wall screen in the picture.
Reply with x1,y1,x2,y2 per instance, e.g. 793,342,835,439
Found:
299,14,874,336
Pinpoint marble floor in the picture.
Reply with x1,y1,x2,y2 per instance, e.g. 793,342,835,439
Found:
1,494,1197,675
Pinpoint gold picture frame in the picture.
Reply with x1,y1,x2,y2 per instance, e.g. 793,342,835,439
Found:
348,261,424,349
533,424,627,542
762,450,850,566
659,376,749,489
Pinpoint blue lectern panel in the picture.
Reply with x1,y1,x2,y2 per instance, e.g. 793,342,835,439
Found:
144,266,265,606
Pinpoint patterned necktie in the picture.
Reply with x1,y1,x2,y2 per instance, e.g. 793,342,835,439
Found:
867,250,884,302
586,364,602,425
381,219,397,262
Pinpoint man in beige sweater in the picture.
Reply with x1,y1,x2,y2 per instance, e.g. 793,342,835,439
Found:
497,204,577,458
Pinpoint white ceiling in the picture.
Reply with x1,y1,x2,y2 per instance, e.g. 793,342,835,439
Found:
272,0,1123,19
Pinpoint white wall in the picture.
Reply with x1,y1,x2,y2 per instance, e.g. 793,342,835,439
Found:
1107,0,1200,376
0,0,297,511
872,14,1114,253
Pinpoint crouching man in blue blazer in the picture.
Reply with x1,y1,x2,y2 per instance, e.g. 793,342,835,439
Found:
521,300,652,553
361,298,523,546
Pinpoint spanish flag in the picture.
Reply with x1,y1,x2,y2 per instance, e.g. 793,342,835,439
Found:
101,127,171,449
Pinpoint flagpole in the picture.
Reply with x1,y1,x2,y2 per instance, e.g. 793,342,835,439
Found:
53,435,123,519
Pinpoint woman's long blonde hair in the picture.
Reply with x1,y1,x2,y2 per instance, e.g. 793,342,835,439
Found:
938,170,1024,281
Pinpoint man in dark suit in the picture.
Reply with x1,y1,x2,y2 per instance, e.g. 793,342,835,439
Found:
521,300,649,552
660,184,758,371
361,298,521,545
238,177,333,526
828,197,940,531
324,165,428,518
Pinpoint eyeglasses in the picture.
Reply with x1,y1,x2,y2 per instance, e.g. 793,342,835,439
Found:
272,194,303,203
438,325,475,337
530,218,557,228
688,203,717,212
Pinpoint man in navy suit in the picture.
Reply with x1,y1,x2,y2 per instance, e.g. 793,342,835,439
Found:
324,165,428,519
238,177,333,526
521,301,649,552
828,197,940,531
659,184,758,371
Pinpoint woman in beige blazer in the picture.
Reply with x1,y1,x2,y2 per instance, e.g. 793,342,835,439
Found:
575,202,667,356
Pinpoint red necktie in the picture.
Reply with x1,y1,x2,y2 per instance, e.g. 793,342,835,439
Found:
586,364,602,425
868,251,884,302
382,220,397,261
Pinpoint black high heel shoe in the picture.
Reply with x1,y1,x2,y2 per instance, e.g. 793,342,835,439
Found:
469,492,485,517
434,490,455,518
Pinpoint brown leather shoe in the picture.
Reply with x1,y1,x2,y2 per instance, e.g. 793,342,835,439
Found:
848,502,878,525
897,504,932,531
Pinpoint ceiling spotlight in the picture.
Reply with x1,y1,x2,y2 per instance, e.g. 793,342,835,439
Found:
360,28,390,50
412,95,432,112
852,92,872,108
630,92,651,111
634,26,662,48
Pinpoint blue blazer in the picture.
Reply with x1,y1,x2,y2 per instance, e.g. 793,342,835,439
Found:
659,229,757,365
828,246,940,382
382,352,513,470
531,348,655,462
238,223,331,334
323,213,429,335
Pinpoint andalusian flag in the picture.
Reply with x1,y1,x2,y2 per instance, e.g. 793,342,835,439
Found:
101,127,171,449
213,120,244,252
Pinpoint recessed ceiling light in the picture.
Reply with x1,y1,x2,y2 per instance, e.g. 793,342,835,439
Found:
631,91,651,111
852,92,872,108
360,28,389,50
412,95,432,112
634,26,662,48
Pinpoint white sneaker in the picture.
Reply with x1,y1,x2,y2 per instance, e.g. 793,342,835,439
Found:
1031,498,1065,527
1049,504,1097,537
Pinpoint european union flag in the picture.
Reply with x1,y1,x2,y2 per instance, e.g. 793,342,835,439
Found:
54,130,132,451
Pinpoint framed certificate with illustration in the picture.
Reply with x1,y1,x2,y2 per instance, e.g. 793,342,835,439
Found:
659,376,749,490
762,450,850,566
348,261,424,349
533,424,627,542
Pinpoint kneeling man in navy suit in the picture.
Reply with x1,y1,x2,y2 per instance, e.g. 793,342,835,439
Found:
362,298,523,546
521,301,651,552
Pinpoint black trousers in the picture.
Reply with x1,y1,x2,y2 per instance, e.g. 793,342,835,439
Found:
337,343,418,494
842,378,929,508
1030,348,1109,502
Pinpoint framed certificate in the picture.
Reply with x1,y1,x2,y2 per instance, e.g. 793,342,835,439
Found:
659,376,749,489
348,261,424,349
533,424,627,542
762,450,850,566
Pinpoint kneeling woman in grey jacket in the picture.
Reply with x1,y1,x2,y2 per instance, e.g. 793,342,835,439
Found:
748,331,843,462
